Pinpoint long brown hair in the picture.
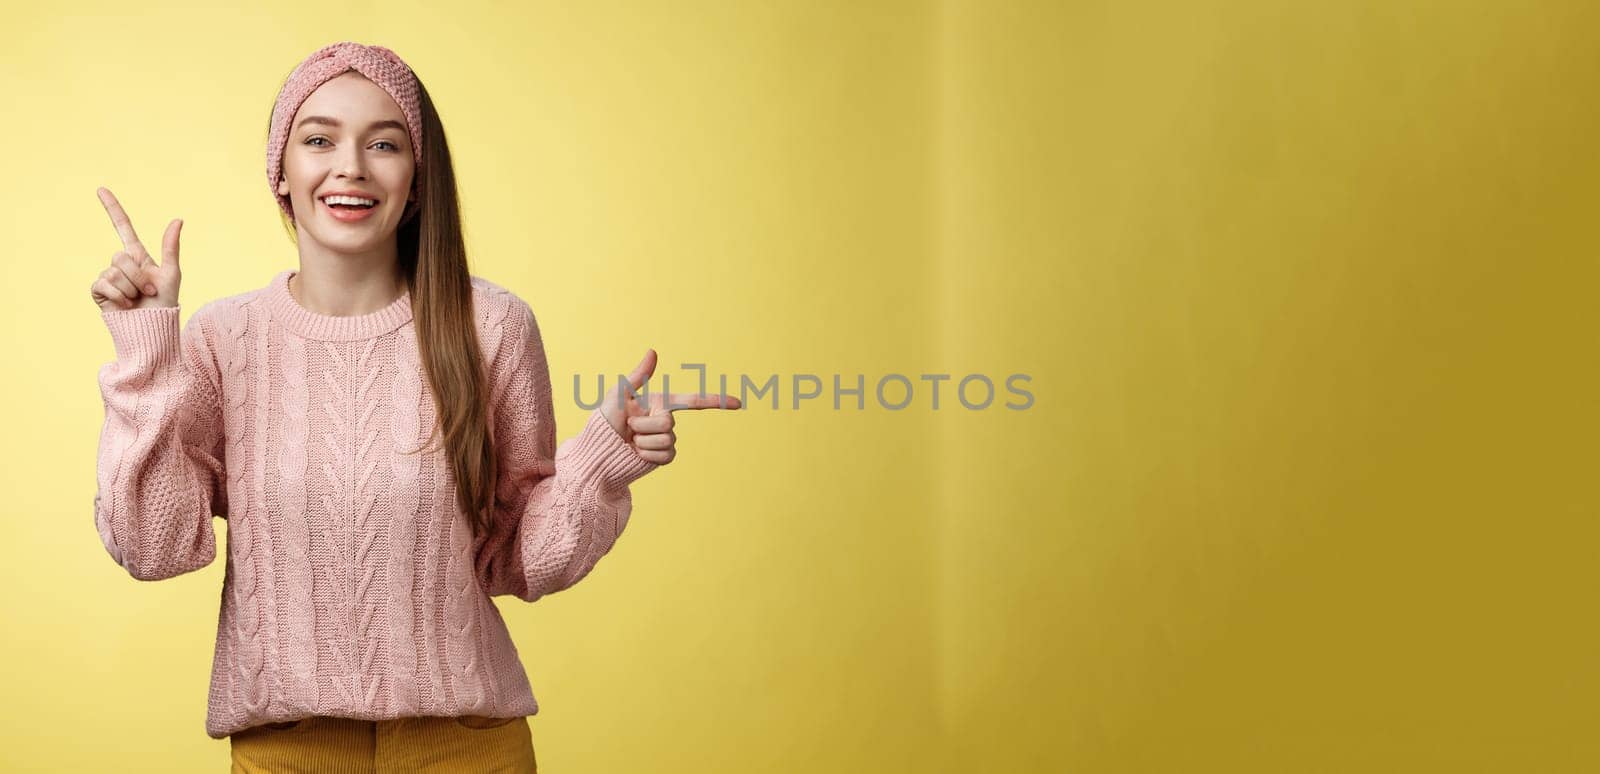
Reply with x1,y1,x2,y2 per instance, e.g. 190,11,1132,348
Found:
270,75,498,540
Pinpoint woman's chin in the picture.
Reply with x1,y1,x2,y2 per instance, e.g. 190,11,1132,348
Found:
304,228,389,254
303,216,395,246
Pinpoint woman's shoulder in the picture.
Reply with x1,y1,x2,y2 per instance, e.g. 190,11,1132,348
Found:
469,273,517,303
469,274,537,339
469,275,544,376
471,273,536,311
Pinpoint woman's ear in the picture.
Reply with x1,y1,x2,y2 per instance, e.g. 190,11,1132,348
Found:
276,177,289,196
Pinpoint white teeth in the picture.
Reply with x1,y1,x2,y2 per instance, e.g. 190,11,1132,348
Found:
323,195,377,207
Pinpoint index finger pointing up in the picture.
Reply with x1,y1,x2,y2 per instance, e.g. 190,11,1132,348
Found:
97,187,147,258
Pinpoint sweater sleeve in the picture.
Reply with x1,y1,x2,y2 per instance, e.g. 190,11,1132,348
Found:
94,305,227,581
474,297,658,602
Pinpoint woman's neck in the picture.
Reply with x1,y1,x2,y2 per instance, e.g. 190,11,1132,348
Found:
288,263,408,318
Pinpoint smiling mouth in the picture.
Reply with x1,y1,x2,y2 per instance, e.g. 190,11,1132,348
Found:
321,197,380,222
321,196,379,210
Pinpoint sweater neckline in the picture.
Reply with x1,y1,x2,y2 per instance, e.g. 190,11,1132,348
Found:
264,269,413,341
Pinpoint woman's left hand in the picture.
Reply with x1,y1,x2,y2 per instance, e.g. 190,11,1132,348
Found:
600,349,742,465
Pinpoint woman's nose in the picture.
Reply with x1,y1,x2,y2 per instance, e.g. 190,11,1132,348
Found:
334,149,367,178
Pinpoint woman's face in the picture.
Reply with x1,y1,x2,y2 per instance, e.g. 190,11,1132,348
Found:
276,71,416,255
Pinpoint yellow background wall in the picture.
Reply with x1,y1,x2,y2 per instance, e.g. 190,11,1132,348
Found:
1,1,1594,771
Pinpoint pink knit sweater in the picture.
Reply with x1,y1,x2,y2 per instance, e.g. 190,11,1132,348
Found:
93,269,657,739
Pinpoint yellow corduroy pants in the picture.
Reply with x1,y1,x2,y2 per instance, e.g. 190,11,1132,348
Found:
229,715,537,773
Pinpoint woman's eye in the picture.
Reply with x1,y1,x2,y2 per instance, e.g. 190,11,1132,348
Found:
303,137,396,151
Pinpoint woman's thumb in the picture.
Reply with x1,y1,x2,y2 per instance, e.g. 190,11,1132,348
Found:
162,218,183,271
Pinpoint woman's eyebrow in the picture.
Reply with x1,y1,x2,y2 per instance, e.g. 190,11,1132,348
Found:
295,116,407,133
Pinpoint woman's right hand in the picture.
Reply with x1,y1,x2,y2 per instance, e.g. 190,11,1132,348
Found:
90,187,183,312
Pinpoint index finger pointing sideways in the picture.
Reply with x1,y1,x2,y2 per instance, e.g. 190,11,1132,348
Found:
665,393,743,411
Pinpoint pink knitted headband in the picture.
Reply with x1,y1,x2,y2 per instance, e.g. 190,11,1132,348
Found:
265,41,424,223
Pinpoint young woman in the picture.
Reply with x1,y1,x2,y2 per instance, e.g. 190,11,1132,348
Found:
88,41,739,771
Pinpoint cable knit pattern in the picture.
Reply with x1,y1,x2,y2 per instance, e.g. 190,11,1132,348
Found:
228,305,269,718
278,330,316,710
384,329,422,715
93,269,658,739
